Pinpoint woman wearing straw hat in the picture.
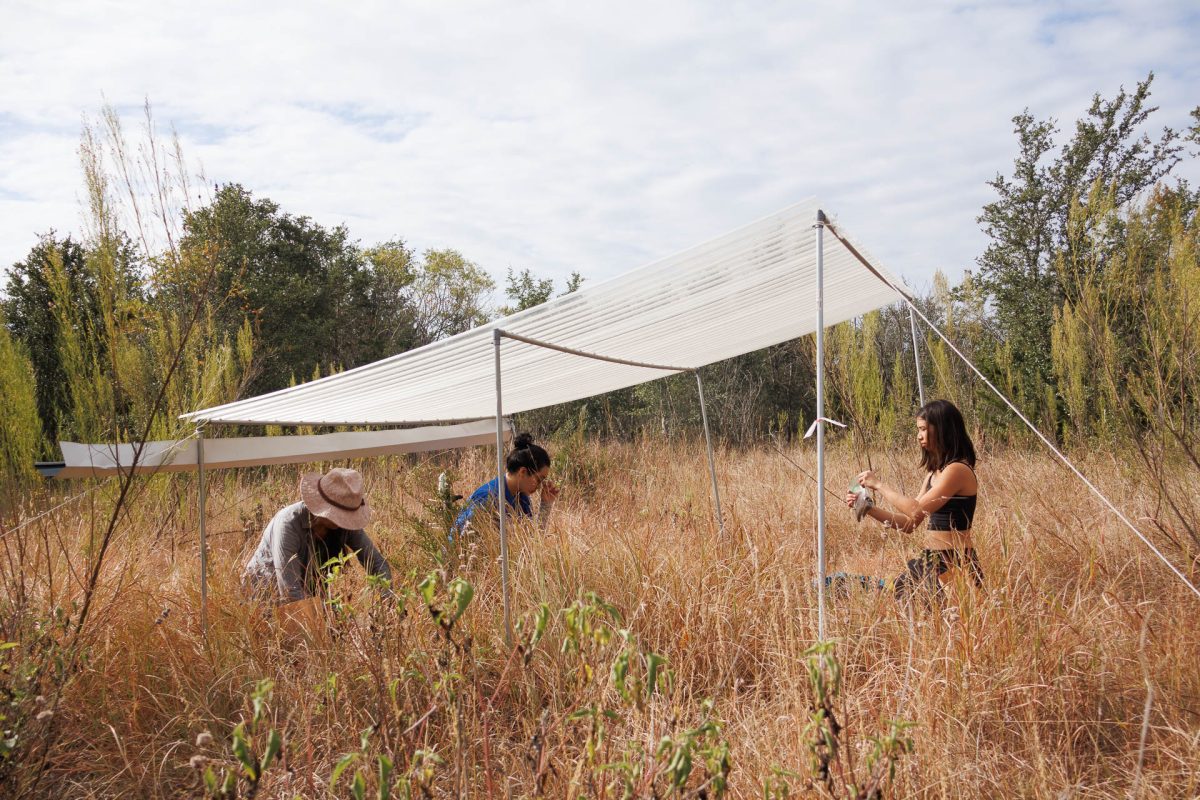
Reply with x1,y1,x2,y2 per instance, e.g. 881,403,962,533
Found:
243,467,393,602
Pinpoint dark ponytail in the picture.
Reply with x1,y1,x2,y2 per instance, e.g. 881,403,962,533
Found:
506,432,551,475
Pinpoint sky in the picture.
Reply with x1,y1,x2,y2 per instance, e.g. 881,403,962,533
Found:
1,0,1197,297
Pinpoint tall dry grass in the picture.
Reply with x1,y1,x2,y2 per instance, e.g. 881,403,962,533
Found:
2,438,1199,798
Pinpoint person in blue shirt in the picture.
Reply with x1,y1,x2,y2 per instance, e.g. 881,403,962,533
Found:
455,433,559,535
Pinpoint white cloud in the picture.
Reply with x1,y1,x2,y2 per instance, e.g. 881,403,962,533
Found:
1,0,1197,295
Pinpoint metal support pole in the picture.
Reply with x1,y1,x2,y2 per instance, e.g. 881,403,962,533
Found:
908,306,926,408
197,425,208,638
493,329,513,646
694,370,725,536
814,211,827,640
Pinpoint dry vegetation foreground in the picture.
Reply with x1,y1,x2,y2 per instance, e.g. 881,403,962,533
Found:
3,439,1199,798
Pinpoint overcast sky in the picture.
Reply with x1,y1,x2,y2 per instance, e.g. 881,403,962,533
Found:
1,1,1197,295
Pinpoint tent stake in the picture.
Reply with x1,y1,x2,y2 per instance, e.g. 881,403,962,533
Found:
814,211,827,641
493,329,513,646
909,306,926,408
694,370,725,536
197,424,208,639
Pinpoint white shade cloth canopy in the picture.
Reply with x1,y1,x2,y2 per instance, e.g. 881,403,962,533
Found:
46,420,507,479
185,200,909,426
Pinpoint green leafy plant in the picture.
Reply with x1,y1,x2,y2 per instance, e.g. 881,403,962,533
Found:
419,572,473,640
655,703,732,797
761,765,803,799
193,679,283,799
555,592,730,797
0,604,74,789
800,642,914,799
330,726,405,800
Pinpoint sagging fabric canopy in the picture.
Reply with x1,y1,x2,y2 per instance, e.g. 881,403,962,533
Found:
40,420,507,479
185,199,910,427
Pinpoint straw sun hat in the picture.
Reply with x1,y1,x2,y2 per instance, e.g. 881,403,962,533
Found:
299,467,373,530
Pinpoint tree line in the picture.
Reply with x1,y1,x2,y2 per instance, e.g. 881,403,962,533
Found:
1,76,1198,489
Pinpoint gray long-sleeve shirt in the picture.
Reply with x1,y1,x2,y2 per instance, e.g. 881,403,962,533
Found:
242,501,393,602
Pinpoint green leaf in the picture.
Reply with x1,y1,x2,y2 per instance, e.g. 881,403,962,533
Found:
251,679,275,724
418,573,438,607
331,752,359,786
532,603,550,643
568,705,595,721
377,754,394,800
260,729,282,772
448,577,474,623
611,649,630,700
351,770,367,800
203,766,218,793
584,591,623,623
668,745,692,788
231,723,256,779
646,653,667,694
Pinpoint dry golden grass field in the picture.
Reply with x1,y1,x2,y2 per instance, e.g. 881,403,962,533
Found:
2,438,1199,798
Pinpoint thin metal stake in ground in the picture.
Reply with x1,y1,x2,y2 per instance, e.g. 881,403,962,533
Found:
493,329,512,646
198,425,208,639
814,210,828,640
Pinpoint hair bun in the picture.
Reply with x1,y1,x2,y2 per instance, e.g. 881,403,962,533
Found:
513,432,535,449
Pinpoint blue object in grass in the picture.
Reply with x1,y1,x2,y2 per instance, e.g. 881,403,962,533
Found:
452,476,533,537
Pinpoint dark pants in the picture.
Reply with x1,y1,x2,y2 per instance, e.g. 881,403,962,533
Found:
894,548,984,603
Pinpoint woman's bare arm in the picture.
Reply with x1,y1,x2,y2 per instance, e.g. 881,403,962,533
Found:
855,464,975,533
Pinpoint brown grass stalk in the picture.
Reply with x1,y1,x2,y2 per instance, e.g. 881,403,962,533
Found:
1,438,1198,797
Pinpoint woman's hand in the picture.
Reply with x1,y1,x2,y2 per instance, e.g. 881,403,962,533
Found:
844,491,859,509
856,469,880,490
540,479,560,504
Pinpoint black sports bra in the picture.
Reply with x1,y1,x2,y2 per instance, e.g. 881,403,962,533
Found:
924,463,977,532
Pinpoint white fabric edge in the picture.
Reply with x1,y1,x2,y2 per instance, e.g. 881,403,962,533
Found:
51,420,506,479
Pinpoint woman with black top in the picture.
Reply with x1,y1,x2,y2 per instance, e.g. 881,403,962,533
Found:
846,399,983,601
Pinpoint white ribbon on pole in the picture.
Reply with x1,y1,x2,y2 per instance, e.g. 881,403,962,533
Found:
804,417,847,439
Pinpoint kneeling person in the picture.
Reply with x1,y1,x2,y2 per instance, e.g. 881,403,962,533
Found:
243,467,393,603
454,433,559,537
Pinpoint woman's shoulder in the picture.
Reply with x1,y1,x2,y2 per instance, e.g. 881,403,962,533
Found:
469,477,500,501
939,461,978,491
